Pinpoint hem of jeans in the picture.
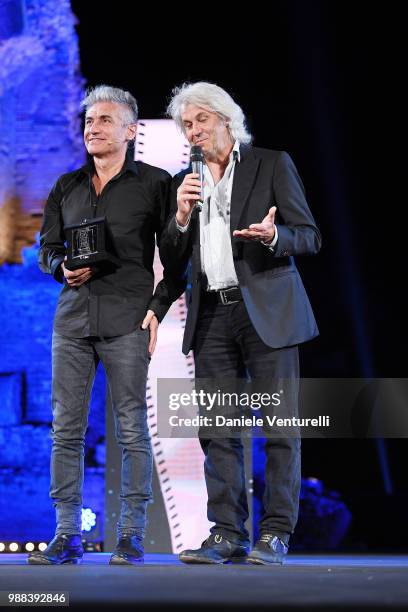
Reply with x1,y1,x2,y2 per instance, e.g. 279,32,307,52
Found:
210,528,249,547
117,530,144,538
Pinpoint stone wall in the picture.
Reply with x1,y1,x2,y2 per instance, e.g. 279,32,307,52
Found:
0,0,105,542
0,245,106,541
0,0,85,264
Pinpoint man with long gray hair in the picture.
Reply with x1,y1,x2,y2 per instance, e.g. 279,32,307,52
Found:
28,85,182,565
161,82,321,564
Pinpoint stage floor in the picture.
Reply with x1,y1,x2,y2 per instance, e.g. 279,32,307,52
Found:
0,554,407,610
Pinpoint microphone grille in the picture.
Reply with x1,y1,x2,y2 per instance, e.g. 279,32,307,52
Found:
190,145,204,161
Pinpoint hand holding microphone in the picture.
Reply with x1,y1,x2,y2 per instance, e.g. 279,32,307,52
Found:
190,146,204,212
176,145,204,227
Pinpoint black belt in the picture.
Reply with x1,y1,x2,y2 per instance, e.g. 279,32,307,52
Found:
203,286,243,305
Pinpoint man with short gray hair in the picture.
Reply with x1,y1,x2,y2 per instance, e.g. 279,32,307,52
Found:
161,81,321,565
28,85,182,565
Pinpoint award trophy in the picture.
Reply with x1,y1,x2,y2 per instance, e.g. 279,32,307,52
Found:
64,216,120,271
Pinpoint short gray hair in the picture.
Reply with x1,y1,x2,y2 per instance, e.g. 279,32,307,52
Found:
167,81,252,145
81,85,138,124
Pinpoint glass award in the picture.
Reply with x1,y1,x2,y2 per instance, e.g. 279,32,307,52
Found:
64,216,120,271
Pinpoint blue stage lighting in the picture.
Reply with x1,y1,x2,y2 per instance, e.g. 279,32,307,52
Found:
81,508,97,533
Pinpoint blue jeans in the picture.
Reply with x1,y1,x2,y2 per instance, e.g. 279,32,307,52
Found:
50,329,152,539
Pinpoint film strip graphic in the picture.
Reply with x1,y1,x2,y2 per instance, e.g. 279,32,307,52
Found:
146,296,186,553
136,121,210,553
136,119,190,176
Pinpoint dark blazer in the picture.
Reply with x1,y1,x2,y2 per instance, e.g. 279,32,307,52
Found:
160,146,322,355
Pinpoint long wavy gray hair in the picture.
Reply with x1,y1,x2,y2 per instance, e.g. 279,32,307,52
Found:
167,81,252,144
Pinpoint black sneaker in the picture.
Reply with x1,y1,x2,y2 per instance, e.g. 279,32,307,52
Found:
247,534,289,565
27,534,83,565
179,534,249,564
109,536,144,565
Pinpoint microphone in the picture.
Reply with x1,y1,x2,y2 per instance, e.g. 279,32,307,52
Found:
190,145,204,212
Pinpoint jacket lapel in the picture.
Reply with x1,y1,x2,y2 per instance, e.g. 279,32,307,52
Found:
230,145,260,234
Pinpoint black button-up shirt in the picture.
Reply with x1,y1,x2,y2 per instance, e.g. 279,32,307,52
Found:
39,152,183,337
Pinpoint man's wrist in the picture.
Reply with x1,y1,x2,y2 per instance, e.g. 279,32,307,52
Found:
146,308,159,322
176,211,190,227
261,225,278,249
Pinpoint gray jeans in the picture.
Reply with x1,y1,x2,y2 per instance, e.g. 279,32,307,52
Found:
50,329,152,539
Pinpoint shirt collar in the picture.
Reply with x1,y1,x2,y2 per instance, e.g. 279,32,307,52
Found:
79,147,139,177
201,140,240,172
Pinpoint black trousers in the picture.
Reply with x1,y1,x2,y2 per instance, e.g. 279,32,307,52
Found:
193,296,301,546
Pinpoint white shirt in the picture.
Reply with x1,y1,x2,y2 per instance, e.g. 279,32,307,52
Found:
177,141,278,290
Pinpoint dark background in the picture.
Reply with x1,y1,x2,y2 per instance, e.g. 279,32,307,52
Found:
70,0,407,549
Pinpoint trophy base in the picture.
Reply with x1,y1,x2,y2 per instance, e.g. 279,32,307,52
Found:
64,252,121,271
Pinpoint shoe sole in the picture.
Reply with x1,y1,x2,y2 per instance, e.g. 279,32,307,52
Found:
109,555,144,566
27,556,83,565
246,556,284,566
179,555,247,565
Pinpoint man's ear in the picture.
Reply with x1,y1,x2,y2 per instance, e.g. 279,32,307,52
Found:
127,123,137,142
